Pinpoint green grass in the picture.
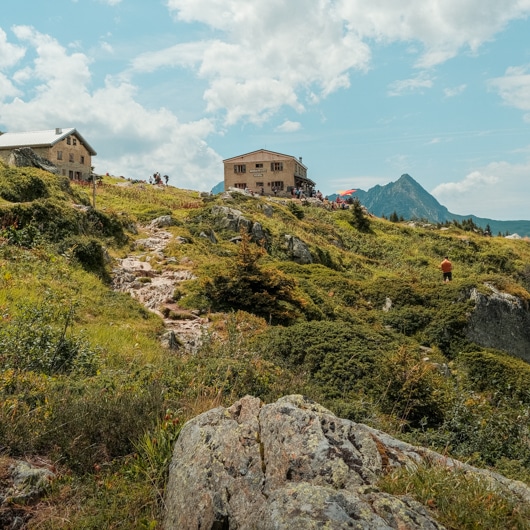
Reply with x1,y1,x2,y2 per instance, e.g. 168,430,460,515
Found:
378,462,530,529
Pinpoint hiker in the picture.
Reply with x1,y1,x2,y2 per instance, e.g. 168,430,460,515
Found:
440,256,452,282
164,175,169,185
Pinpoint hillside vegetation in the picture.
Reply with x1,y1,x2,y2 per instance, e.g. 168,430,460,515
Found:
1,163,530,528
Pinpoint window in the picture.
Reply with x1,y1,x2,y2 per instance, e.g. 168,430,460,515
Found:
73,138,77,146
80,156,85,164
256,182,264,187
271,181,284,190
271,162,283,171
234,164,246,173
255,163,263,168
66,137,71,145
69,170,74,179
69,153,74,162
234,183,247,189
57,151,63,160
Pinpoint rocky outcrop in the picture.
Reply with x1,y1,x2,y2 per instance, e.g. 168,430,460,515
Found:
1,458,55,529
163,395,530,529
466,283,530,362
8,147,59,174
210,206,268,244
284,234,313,264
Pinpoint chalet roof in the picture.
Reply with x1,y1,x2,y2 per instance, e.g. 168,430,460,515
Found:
0,128,97,156
223,149,307,169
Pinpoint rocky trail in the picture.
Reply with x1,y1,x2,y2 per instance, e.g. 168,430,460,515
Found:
111,216,209,353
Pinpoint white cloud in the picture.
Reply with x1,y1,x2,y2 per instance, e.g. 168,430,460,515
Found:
275,120,302,133
0,28,26,68
431,162,530,219
157,1,530,123
336,0,530,68
163,0,371,124
0,27,222,191
131,41,211,73
444,84,467,98
387,72,435,96
489,66,530,122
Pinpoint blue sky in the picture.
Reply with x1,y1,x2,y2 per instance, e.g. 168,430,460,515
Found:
1,0,530,220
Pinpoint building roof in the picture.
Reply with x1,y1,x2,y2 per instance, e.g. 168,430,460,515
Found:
223,149,307,169
0,128,97,156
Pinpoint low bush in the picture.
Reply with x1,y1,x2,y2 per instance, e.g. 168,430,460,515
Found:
0,295,100,376
459,350,530,404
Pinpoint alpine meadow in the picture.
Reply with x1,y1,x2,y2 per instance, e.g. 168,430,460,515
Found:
2,163,530,528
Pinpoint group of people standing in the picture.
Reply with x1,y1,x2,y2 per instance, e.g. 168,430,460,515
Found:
149,172,169,185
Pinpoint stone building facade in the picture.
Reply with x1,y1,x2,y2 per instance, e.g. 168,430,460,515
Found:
0,128,96,180
223,149,314,197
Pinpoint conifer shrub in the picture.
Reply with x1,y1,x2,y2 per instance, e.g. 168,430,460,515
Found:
459,350,530,404
287,201,305,219
201,231,305,324
348,198,371,232
259,320,398,403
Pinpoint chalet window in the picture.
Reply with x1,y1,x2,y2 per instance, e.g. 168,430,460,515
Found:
69,170,74,178
80,155,85,164
57,151,63,160
73,138,77,146
234,183,247,189
66,137,71,145
234,164,246,173
255,163,263,168
69,153,74,162
271,181,284,190
256,182,264,187
271,162,283,171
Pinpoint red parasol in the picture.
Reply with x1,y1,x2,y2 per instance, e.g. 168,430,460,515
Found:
338,189,357,196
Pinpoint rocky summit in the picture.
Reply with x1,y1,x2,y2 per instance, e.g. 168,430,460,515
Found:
163,395,530,529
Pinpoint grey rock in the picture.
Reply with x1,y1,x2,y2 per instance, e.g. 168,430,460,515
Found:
466,283,530,361
2,461,55,505
7,147,59,174
168,395,521,529
251,222,266,242
199,230,218,244
149,215,174,228
284,235,313,264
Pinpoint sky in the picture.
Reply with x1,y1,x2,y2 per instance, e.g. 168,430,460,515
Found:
1,1,530,221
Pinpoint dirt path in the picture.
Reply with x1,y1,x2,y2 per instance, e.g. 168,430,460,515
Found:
111,217,209,352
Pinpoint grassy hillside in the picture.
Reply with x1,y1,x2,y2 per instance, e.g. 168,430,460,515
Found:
2,164,530,528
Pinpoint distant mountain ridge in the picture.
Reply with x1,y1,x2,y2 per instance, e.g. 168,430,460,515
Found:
340,174,530,237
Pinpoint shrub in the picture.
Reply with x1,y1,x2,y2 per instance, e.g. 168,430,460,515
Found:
459,350,530,404
203,231,304,324
376,346,454,428
0,295,100,376
58,236,110,279
349,198,370,232
287,201,304,219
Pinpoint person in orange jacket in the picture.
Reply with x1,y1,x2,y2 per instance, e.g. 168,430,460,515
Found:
440,256,452,282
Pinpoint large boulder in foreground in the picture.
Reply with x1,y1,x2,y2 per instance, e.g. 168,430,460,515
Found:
163,395,530,529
